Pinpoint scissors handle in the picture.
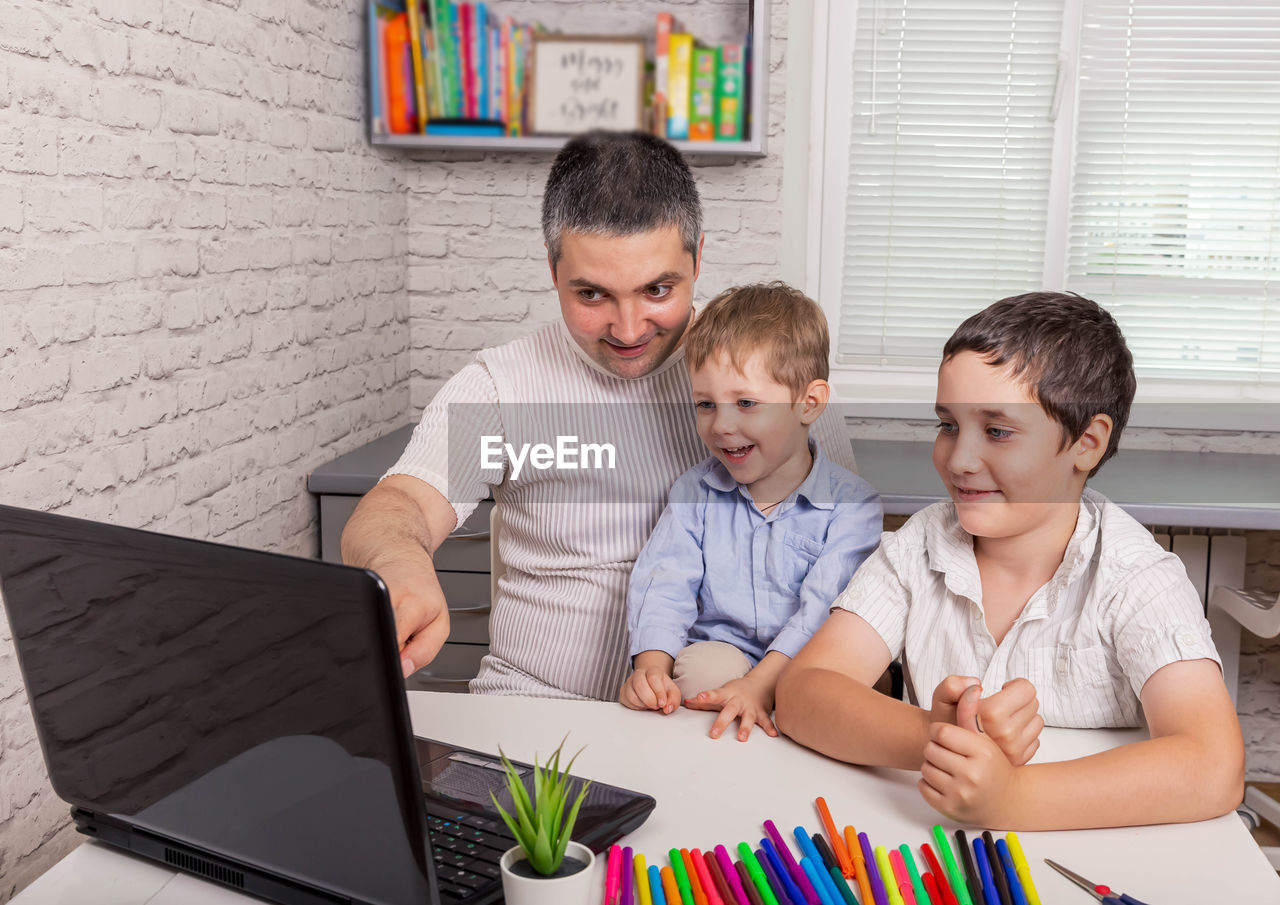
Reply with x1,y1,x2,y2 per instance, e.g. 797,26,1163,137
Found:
1103,895,1151,905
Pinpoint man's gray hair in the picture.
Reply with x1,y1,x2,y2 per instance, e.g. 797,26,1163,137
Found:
542,130,702,269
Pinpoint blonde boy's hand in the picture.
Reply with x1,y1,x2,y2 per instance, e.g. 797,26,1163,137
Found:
918,715,1024,825
684,677,779,741
971,678,1044,767
619,666,682,715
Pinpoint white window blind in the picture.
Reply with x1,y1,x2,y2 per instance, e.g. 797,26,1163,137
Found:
1066,1,1280,382
838,0,1066,365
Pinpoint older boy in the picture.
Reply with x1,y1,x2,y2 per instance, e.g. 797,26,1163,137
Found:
622,283,882,740
776,291,1244,829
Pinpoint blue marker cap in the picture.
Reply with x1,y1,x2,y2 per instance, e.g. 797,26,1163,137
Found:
972,838,997,905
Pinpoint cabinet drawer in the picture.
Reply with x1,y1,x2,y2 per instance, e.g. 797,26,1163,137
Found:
434,500,494,573
438,571,490,644
405,642,487,694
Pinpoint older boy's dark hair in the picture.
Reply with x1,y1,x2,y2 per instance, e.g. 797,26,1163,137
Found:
542,130,702,270
942,291,1136,475
684,282,829,397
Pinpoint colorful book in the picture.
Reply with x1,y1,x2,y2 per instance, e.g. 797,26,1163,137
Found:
424,0,449,118
714,43,745,141
666,32,693,140
459,3,475,118
368,2,384,133
689,47,716,141
384,13,415,133
654,12,674,138
447,1,463,116
405,0,429,130
476,3,489,119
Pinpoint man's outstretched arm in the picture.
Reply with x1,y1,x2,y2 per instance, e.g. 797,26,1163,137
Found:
341,474,460,676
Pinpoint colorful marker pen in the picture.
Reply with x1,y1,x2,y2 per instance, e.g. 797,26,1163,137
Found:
622,847,634,905
931,827,971,905
1003,834,1039,905
691,849,725,905
887,849,918,905
859,833,890,905
636,853,654,905
994,840,1026,905
800,857,838,905
971,839,997,905
606,845,622,905
758,849,796,905
874,846,903,905
762,837,807,905
651,865,669,905
681,850,707,905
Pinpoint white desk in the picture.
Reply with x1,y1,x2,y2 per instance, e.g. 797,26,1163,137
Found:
14,692,1280,903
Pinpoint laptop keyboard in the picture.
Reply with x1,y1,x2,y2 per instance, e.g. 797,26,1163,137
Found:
426,804,514,901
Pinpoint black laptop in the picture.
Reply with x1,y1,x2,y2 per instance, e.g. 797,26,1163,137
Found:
0,504,655,905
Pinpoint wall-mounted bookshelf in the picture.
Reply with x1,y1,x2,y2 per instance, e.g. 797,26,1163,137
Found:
367,1,768,159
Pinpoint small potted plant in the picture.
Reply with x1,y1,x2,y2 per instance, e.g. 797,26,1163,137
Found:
491,736,595,905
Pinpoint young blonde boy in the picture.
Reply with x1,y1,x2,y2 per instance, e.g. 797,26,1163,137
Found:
621,282,882,740
776,291,1244,829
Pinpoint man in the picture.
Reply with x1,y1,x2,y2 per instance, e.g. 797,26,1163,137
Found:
341,130,857,700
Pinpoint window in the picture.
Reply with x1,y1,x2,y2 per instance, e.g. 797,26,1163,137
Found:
813,0,1280,409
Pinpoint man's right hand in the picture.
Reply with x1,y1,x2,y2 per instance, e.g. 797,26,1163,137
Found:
377,557,451,677
340,475,463,678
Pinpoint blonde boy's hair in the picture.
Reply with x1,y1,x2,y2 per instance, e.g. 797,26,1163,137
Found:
683,282,829,396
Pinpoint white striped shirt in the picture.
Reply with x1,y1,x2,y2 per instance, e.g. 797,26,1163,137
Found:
386,321,859,701
832,488,1221,728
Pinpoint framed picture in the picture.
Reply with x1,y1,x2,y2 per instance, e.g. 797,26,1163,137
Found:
529,35,646,135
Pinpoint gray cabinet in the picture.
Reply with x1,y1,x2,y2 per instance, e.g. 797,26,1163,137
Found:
308,425,492,692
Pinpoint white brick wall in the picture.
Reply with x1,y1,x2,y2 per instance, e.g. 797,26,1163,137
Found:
1,0,1279,898
0,0,408,897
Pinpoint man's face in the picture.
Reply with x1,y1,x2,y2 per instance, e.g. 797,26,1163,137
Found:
550,226,701,380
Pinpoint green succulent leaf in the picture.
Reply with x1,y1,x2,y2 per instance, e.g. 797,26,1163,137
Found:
491,736,589,876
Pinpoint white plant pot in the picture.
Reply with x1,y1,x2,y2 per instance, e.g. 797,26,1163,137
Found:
498,840,596,905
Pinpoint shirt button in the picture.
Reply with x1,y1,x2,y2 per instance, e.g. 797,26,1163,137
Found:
1176,628,1198,647
1056,655,1069,677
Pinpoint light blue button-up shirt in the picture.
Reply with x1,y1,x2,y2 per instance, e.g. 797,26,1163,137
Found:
626,443,883,664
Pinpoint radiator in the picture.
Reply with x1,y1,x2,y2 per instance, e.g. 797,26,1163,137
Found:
1150,528,1248,703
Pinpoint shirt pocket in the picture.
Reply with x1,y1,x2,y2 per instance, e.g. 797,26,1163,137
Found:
760,531,822,631
1018,643,1124,728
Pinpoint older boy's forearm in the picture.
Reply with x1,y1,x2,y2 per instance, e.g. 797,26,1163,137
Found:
1002,734,1244,829
776,666,932,771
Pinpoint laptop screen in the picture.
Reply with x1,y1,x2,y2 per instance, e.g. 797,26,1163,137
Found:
0,505,435,905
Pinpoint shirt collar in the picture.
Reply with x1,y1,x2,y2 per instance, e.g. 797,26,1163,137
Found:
927,489,1102,614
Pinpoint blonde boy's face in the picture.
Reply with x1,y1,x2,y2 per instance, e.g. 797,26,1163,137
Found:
932,350,1102,541
689,351,821,488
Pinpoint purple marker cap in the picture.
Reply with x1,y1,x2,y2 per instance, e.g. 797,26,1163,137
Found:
764,821,820,905
858,832,889,905
621,846,634,905
757,847,796,905
761,838,806,905
715,844,751,905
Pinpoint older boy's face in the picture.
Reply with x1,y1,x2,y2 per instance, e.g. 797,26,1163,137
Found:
550,227,700,380
690,351,817,491
932,351,1091,542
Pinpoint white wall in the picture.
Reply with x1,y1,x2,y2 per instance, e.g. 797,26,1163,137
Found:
0,0,409,897
1,0,1278,899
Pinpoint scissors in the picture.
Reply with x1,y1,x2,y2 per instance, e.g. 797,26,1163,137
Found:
1044,859,1153,905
